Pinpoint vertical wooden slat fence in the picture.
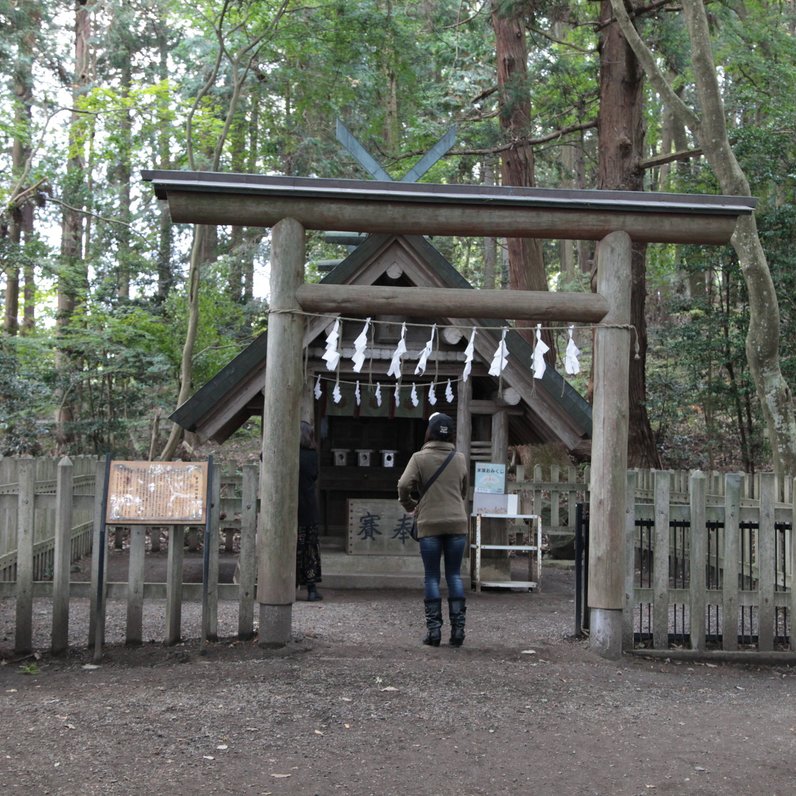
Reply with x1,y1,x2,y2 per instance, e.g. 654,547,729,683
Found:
2,458,795,658
627,470,795,654
0,457,259,654
510,463,591,550
520,465,796,655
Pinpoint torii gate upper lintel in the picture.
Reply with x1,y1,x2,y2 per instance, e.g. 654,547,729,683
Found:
142,168,756,659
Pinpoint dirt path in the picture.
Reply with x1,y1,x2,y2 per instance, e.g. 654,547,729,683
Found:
2,569,795,795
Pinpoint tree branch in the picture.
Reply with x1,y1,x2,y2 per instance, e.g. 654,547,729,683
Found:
639,146,702,170
48,196,149,240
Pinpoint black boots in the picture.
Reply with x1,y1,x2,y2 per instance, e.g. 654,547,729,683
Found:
306,583,323,602
423,598,466,647
423,598,443,646
448,598,466,647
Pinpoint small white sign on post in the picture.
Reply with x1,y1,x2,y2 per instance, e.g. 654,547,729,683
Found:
472,462,516,515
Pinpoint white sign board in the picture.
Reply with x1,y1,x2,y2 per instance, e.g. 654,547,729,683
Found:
474,462,506,494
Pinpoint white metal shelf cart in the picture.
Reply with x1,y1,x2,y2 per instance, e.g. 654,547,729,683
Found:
470,513,542,592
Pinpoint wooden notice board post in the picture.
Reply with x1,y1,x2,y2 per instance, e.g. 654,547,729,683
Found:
93,456,212,661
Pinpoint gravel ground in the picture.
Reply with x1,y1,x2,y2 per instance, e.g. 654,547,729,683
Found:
2,567,796,796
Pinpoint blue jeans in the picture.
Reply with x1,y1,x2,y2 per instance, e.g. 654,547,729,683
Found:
419,534,467,600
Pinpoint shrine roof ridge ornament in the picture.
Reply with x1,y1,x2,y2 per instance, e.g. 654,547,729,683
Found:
142,169,756,215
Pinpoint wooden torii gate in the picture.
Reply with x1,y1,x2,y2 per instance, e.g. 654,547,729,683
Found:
143,169,755,658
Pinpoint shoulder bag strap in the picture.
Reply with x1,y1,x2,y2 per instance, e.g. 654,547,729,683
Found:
417,450,456,498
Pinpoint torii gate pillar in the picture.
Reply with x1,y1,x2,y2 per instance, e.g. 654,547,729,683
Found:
257,217,306,646
588,231,632,659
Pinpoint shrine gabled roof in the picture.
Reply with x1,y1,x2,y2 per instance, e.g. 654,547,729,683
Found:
324,233,593,447
170,232,593,454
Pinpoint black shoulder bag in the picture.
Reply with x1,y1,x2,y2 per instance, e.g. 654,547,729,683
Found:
409,450,457,542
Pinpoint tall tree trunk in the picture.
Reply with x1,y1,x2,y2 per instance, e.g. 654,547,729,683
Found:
491,1,549,351
21,203,36,333
116,56,133,303
159,225,206,461
55,0,92,452
609,0,796,476
4,212,21,336
228,108,247,303
156,27,173,305
598,0,660,468
242,88,261,303
558,144,577,282
4,3,38,336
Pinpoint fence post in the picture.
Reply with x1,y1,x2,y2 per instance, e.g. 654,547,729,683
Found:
126,524,145,645
622,470,637,651
567,466,578,537
550,465,560,530
722,473,742,651
52,456,73,654
238,464,258,639
88,457,108,650
791,476,796,653
166,525,184,644
15,458,35,654
653,470,671,650
533,464,543,518
689,471,707,652
758,473,776,651
202,463,221,643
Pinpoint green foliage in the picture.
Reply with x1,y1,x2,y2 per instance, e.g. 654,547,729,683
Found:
0,0,794,469
162,263,251,388
646,243,766,470
0,334,53,455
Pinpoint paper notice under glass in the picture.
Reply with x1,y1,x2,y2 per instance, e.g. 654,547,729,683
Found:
105,461,209,525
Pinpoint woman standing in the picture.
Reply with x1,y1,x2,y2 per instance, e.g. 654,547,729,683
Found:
397,413,469,646
297,420,323,601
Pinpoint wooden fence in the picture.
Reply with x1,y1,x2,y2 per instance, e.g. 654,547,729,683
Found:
625,470,796,655
510,465,796,654
510,463,591,547
1,457,794,658
0,456,96,583
0,457,259,657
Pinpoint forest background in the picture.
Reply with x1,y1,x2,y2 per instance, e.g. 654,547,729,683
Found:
1,0,794,475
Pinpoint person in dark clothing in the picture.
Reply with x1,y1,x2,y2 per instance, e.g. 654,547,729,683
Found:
397,413,469,647
297,420,323,601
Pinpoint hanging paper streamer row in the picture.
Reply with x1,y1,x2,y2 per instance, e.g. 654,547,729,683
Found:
314,375,456,408
318,315,583,400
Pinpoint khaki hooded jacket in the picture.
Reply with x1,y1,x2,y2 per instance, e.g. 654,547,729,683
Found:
397,440,469,538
